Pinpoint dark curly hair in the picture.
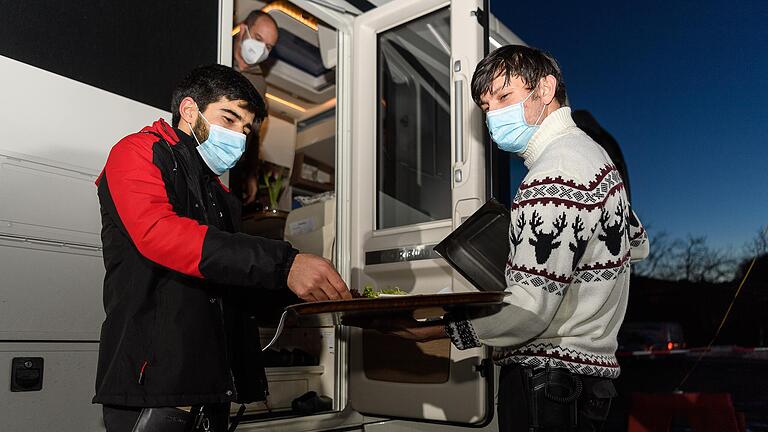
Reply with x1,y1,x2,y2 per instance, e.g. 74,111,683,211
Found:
471,45,567,107
171,64,266,127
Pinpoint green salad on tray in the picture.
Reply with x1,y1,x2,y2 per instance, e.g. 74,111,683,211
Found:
352,284,407,298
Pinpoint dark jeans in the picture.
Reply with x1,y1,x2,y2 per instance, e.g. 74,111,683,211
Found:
103,404,230,432
497,364,616,432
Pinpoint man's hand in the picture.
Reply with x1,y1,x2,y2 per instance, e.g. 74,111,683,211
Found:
343,315,447,342
287,253,351,302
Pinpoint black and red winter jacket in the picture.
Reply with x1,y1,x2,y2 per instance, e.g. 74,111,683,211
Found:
93,119,297,407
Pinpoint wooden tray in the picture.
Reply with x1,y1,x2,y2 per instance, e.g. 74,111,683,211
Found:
263,292,506,350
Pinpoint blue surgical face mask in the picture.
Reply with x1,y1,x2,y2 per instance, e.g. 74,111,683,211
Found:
485,87,546,154
188,112,246,175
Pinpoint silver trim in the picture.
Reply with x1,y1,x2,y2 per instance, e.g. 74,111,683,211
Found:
365,244,440,265
0,233,102,252
262,310,289,351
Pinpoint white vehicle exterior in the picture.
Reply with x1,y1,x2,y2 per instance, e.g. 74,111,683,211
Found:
0,1,523,430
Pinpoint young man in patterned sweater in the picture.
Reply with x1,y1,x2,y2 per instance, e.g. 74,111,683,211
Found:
380,45,649,431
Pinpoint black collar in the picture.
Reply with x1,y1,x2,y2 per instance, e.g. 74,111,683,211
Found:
173,127,217,179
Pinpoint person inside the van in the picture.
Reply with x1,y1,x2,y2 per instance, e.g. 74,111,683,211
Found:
93,64,350,432
353,45,650,432
233,9,278,99
231,9,280,206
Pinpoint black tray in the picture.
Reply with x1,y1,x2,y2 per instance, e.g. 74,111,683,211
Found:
287,292,506,317
434,198,510,292
263,292,506,350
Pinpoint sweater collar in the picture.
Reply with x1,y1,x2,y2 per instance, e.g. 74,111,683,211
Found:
519,106,576,168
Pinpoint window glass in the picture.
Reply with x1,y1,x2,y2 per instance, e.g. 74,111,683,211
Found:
376,8,452,229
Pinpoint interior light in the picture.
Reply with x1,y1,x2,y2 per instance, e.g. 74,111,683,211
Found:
266,93,307,113
262,1,319,31
489,36,503,49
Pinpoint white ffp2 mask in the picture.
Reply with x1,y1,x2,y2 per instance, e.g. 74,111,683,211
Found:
240,26,270,64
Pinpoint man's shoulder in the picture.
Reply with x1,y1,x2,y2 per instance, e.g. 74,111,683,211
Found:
522,148,618,200
550,127,608,160
113,131,159,151
533,131,613,184
106,130,169,168
238,65,267,97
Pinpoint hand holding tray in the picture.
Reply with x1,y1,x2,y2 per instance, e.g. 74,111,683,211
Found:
263,292,506,350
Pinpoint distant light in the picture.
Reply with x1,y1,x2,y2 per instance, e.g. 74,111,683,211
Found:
667,341,674,350
266,93,307,113
489,36,503,49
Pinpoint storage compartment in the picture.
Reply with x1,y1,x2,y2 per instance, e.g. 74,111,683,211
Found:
0,343,103,431
233,327,337,420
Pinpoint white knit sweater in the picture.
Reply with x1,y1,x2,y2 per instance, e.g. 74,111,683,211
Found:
445,107,649,378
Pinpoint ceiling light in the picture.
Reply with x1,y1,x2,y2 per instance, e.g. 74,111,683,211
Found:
262,1,318,31
266,93,307,112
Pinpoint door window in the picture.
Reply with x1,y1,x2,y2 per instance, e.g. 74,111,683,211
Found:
376,8,452,229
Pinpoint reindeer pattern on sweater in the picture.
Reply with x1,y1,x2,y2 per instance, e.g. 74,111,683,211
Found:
445,107,649,378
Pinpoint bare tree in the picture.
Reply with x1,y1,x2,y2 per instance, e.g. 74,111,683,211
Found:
745,225,768,258
676,235,736,283
634,230,737,282
633,230,683,280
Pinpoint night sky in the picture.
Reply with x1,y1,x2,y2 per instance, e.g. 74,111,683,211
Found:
492,0,768,252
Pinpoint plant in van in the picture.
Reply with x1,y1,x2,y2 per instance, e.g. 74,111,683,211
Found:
261,169,285,210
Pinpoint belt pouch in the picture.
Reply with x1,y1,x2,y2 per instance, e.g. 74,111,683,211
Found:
526,367,581,429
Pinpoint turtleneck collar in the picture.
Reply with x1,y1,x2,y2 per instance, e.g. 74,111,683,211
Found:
519,107,576,168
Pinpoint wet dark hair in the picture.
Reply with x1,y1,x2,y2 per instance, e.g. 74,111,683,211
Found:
244,10,278,30
471,45,567,106
171,64,266,127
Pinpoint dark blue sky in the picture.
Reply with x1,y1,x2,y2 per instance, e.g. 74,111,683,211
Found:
493,1,768,251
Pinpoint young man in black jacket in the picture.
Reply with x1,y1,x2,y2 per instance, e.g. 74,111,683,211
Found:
94,64,350,431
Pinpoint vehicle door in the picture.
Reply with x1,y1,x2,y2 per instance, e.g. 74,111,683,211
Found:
348,0,492,425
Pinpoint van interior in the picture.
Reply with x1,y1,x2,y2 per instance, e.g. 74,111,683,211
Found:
230,0,341,421
230,0,462,422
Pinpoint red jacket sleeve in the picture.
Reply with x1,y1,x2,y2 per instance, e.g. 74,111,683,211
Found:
101,135,298,289
104,136,208,277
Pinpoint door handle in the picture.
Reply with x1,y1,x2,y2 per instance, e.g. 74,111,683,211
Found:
454,79,464,166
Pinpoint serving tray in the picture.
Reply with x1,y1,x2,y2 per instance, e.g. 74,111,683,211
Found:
262,291,506,350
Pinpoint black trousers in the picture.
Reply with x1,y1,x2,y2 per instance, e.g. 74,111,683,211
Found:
497,364,615,432
103,404,230,432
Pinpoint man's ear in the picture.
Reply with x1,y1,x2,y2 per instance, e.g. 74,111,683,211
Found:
179,97,199,126
540,75,558,105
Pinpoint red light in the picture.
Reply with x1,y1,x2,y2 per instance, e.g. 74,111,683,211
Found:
667,342,674,350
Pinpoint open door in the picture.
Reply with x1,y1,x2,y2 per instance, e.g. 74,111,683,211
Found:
348,0,491,425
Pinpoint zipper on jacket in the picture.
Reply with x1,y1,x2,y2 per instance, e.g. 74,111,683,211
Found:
188,169,210,225
217,298,239,401
138,360,149,385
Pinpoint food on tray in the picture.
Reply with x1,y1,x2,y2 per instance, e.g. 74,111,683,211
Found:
349,284,407,298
